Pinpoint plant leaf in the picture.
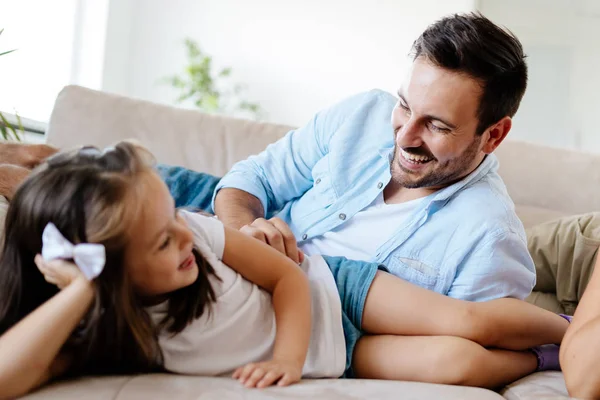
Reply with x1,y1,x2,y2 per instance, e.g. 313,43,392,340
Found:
219,67,232,77
0,49,16,57
0,112,21,141
0,122,8,141
14,112,23,141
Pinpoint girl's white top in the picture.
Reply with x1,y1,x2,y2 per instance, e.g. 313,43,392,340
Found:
148,211,346,378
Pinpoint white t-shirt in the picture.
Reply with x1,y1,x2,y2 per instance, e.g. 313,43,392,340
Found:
148,211,346,378
300,193,425,260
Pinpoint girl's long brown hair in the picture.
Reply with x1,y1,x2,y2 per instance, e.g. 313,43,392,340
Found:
0,142,218,374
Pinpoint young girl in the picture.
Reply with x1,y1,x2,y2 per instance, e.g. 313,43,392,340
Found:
0,142,569,399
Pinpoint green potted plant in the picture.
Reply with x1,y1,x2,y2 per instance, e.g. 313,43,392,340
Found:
0,28,22,141
163,39,264,120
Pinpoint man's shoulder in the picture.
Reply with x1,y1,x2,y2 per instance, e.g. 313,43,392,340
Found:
322,89,396,123
447,173,524,236
342,89,396,107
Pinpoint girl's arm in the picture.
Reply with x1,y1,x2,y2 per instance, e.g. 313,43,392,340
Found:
561,250,600,399
221,226,311,388
0,258,94,399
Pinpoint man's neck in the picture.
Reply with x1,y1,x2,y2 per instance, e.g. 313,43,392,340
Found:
383,181,438,204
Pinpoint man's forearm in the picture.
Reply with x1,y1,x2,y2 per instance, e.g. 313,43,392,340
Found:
214,188,265,229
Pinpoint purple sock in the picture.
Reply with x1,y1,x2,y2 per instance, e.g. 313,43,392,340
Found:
530,344,561,371
559,313,573,323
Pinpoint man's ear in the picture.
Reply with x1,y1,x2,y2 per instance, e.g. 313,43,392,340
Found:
481,117,512,154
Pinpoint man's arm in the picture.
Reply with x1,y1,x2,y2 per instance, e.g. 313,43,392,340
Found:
212,91,379,227
446,229,536,301
214,188,265,229
560,253,600,399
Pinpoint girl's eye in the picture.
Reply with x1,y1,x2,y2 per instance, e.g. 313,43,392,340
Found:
159,236,171,250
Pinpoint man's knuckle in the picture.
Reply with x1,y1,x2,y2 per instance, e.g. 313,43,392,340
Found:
265,231,281,241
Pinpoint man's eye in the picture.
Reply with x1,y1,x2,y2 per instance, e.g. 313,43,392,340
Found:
429,123,450,133
397,102,411,115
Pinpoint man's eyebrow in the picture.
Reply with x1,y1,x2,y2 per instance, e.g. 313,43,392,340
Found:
396,91,457,129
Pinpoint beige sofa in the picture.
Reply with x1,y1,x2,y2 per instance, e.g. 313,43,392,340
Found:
19,85,598,399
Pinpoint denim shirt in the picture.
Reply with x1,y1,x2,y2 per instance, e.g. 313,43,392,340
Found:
213,90,536,301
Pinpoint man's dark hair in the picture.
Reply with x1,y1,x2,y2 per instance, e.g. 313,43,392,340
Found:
412,12,528,135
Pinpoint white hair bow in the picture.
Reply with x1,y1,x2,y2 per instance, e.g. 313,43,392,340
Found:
41,222,106,281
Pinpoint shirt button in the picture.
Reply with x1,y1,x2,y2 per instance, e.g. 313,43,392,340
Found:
302,234,308,240
339,213,346,220
377,182,383,189
315,178,321,185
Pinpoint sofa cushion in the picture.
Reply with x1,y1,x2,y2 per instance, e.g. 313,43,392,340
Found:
501,371,569,399
496,140,600,216
21,375,506,400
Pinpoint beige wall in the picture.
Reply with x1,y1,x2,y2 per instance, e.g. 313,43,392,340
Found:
478,0,600,153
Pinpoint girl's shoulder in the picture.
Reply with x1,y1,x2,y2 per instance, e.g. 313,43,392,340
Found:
179,210,225,260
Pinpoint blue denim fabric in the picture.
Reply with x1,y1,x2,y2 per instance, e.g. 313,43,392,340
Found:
323,255,386,377
156,164,220,214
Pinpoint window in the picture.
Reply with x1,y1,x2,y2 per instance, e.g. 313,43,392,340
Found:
0,1,79,125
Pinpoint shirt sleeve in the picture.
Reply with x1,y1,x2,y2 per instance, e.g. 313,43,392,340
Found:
180,211,226,259
446,229,536,301
211,91,380,216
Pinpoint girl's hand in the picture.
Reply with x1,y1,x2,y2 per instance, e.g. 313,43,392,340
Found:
34,254,86,290
232,358,303,388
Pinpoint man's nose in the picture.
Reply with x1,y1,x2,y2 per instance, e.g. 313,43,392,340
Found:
396,118,423,148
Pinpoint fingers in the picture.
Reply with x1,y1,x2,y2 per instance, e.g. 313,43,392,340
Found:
256,370,284,388
269,217,300,264
233,363,284,388
240,224,267,243
251,218,288,257
244,367,268,388
233,363,262,387
277,373,295,387
232,361,300,388
35,254,62,288
33,254,83,290
240,218,300,263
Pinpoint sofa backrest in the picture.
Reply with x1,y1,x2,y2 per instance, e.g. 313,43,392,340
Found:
47,85,291,177
47,85,600,227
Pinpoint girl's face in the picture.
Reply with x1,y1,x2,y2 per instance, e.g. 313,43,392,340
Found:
124,171,199,300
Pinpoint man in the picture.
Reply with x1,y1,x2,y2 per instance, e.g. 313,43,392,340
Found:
213,12,535,302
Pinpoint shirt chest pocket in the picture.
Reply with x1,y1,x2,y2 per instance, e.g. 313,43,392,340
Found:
386,255,440,292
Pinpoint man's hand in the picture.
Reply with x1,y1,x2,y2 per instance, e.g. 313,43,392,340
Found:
240,217,304,264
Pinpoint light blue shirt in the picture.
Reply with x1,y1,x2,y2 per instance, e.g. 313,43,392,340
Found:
213,90,536,301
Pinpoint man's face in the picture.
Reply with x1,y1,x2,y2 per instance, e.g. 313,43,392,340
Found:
390,58,487,190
